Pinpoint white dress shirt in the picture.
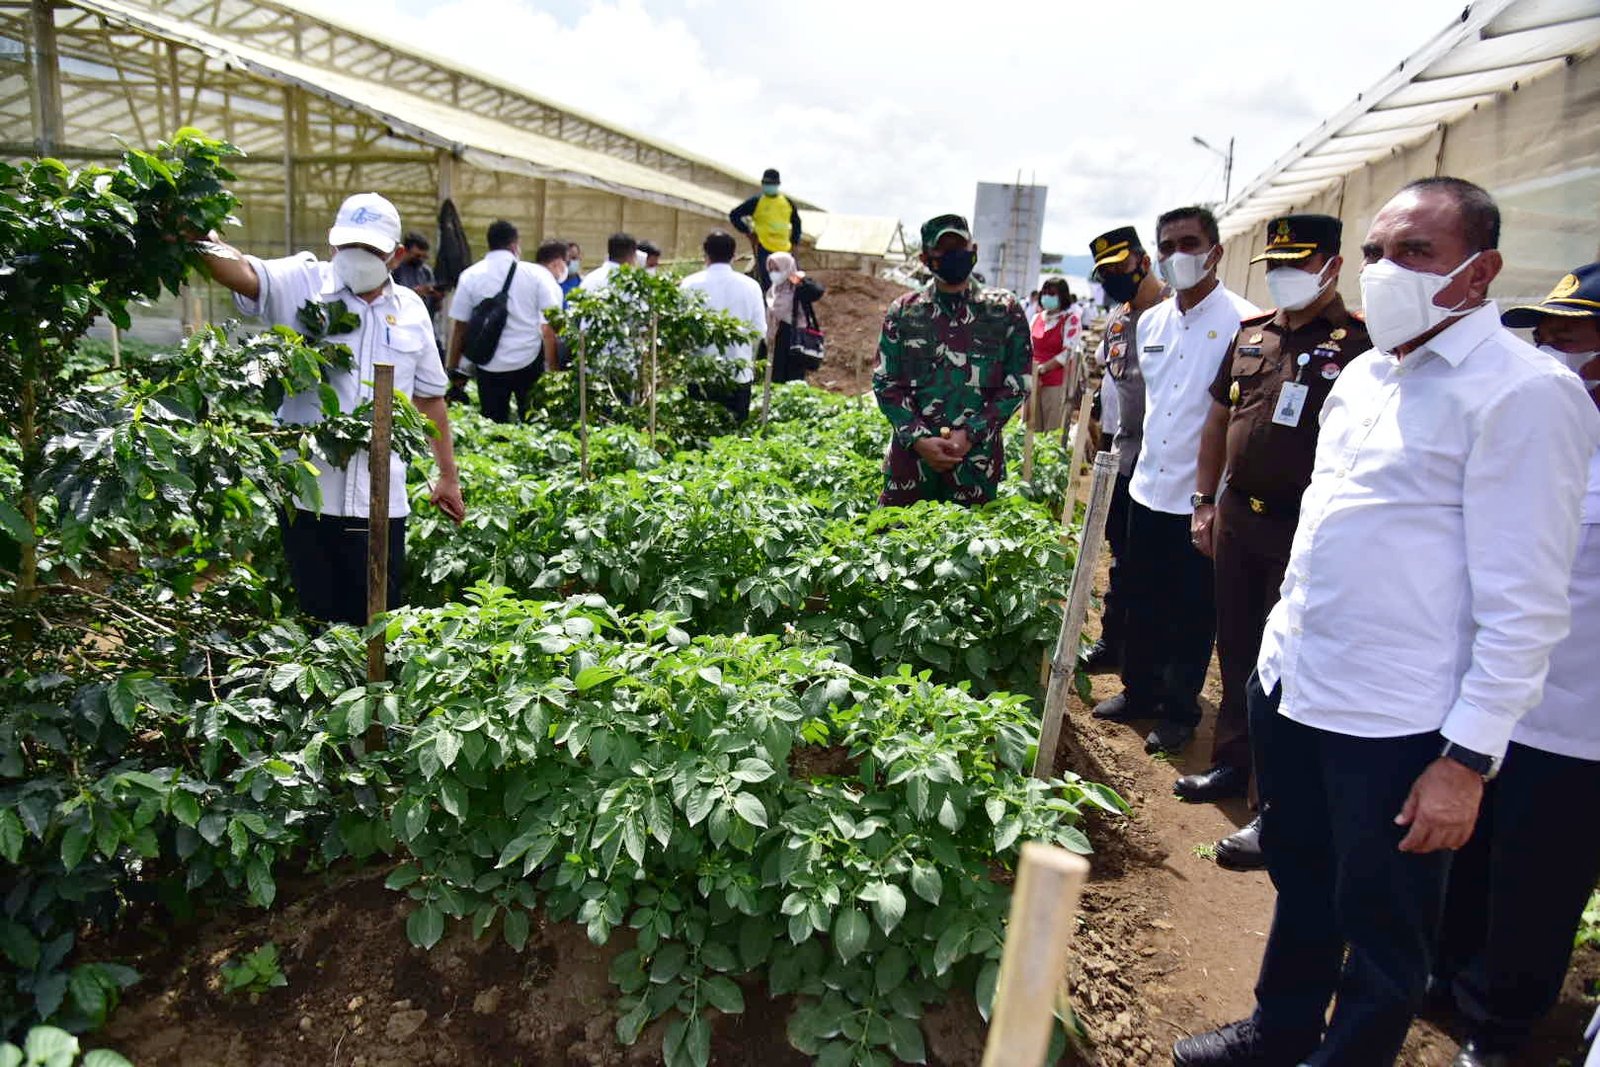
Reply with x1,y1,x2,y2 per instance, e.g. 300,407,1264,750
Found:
1129,283,1260,514
447,249,561,373
679,263,766,384
1512,443,1600,760
1257,303,1600,759
236,252,449,518
578,259,625,292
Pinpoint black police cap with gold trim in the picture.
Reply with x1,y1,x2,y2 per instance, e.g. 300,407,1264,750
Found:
1090,226,1142,270
1502,262,1600,327
1249,214,1342,264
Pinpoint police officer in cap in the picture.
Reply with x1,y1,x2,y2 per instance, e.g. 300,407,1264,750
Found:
1179,214,1367,870
1081,225,1166,673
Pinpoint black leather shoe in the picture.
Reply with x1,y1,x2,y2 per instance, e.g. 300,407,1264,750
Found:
1172,1015,1316,1066
1145,719,1195,754
1080,639,1121,675
1092,692,1155,722
1450,1038,1512,1067
1174,763,1249,803
1214,815,1265,871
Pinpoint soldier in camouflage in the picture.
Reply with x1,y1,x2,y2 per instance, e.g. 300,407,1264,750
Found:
873,214,1032,506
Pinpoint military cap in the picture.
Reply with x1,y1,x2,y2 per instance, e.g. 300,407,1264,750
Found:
921,213,972,252
1250,214,1342,263
1502,262,1600,327
762,167,781,183
1090,226,1142,269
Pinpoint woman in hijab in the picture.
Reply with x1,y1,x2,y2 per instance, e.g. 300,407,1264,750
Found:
765,252,825,383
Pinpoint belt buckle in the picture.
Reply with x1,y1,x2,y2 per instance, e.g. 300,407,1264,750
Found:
1249,497,1266,514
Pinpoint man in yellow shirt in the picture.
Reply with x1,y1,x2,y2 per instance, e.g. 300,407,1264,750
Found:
729,167,801,293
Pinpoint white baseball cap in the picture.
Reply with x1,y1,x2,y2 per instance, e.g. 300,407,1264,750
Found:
328,192,402,255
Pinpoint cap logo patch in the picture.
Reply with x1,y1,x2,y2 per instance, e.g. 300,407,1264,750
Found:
1550,273,1581,300
1094,238,1108,254
350,207,386,224
1276,220,1292,238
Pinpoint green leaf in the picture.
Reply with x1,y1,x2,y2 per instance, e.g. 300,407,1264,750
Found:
832,908,869,963
649,942,688,984
909,861,942,906
68,967,109,1023
60,823,92,872
700,975,744,1015
865,881,906,935
0,498,35,546
976,958,1000,1023
502,908,530,951
245,856,276,907
729,758,774,784
873,944,910,995
0,1043,19,1067
731,792,767,829
886,1016,928,1064
23,1027,78,1066
615,998,651,1046
0,810,22,862
407,903,445,950
83,1052,136,1067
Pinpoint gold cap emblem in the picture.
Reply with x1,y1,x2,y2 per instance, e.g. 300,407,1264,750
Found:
1094,238,1108,254
1550,273,1581,300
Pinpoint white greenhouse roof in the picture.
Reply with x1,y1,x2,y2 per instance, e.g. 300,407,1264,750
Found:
805,213,910,258
60,0,803,219
1218,0,1600,238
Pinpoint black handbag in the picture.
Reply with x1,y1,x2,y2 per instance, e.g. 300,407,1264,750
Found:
462,262,516,366
788,290,825,372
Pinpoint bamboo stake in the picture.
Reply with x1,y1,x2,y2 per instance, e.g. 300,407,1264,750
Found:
1022,378,1037,483
761,331,777,427
110,324,121,370
1033,451,1118,780
648,312,659,446
366,363,395,688
980,843,1091,1067
1059,389,1095,522
578,334,590,480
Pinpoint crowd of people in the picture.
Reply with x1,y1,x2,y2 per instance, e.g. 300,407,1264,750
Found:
870,180,1600,1067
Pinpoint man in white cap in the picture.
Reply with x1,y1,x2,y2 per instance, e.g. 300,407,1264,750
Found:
190,192,466,626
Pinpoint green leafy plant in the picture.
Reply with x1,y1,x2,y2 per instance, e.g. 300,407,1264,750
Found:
0,1027,131,1067
219,943,287,995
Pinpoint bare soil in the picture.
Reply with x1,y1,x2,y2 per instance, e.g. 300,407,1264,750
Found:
804,270,912,396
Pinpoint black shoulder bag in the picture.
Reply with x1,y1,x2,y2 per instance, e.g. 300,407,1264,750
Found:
789,289,825,372
463,263,516,365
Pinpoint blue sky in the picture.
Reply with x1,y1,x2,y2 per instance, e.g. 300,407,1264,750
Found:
361,0,1470,256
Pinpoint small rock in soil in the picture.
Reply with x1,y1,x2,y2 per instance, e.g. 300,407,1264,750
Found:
472,987,501,1014
297,1015,311,1032
347,994,365,1012
386,1007,428,1041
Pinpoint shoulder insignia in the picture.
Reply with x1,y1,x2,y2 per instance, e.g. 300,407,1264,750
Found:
1241,310,1275,326
1248,332,1263,344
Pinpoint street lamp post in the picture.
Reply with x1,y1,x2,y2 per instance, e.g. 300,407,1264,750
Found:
1192,134,1235,205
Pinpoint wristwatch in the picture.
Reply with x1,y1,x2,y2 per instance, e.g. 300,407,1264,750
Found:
1440,741,1500,781
1190,492,1216,508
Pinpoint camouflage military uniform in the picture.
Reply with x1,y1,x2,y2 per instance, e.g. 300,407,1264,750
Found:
873,280,1032,506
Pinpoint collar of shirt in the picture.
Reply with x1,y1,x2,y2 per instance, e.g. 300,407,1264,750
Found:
1410,300,1501,368
484,248,518,267
1271,296,1349,336
1178,281,1233,320
706,263,733,274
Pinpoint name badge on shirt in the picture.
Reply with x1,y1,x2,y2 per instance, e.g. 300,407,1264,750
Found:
1272,382,1310,427
1143,344,1165,354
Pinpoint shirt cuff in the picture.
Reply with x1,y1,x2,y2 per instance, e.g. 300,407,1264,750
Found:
1439,699,1518,762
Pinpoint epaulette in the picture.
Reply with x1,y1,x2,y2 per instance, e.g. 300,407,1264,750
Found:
1241,309,1276,326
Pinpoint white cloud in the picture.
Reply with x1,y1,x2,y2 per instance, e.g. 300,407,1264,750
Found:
362,0,1468,257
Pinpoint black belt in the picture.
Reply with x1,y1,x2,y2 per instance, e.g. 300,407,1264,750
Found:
1228,490,1301,518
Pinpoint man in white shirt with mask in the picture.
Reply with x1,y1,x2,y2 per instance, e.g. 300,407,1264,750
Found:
190,192,466,626
1093,205,1259,755
680,230,766,423
446,220,562,424
578,232,638,293
1174,179,1600,1067
1431,261,1600,1067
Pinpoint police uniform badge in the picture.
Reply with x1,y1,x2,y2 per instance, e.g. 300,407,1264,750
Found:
1248,333,1263,344
1329,328,1347,341
1229,380,1241,404
1320,362,1341,381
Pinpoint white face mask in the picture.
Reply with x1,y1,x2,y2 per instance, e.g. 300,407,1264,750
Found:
1538,344,1600,391
1358,252,1479,353
768,270,787,286
1267,263,1332,312
332,247,392,294
1159,248,1213,292
568,258,581,272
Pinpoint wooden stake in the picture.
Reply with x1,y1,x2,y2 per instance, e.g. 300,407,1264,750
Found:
1059,389,1095,521
648,312,659,446
577,333,590,480
980,842,1091,1067
1033,451,1118,780
1022,378,1037,483
760,329,777,427
366,362,395,687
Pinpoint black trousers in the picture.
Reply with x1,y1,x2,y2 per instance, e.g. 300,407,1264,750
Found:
752,245,772,293
1119,498,1214,719
1099,471,1134,651
1437,742,1600,1050
476,359,543,423
1250,674,1451,1065
689,380,752,424
1210,491,1295,771
279,510,406,627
